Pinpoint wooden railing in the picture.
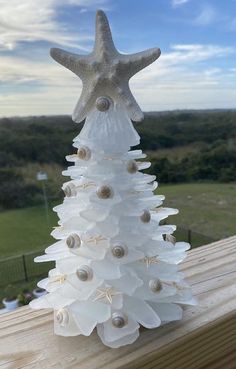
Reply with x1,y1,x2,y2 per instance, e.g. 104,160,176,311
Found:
0,236,236,369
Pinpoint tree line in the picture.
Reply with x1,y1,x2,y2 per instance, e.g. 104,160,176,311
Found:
0,110,235,209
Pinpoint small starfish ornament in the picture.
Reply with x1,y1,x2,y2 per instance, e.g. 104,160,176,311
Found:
50,10,161,123
93,287,121,304
77,182,96,190
49,274,67,285
86,235,107,245
140,255,160,268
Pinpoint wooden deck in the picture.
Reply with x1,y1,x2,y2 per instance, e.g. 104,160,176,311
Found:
0,236,236,369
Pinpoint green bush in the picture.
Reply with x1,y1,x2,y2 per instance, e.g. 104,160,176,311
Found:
0,169,41,209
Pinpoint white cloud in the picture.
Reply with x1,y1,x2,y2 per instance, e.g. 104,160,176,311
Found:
194,4,217,26
0,0,106,51
172,0,189,7
130,43,236,111
0,43,235,116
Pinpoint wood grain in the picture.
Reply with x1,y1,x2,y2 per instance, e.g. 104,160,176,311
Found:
0,236,236,369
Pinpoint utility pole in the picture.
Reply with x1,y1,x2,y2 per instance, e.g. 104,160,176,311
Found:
36,171,49,224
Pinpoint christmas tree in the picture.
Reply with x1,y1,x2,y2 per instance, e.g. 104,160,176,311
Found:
30,10,195,348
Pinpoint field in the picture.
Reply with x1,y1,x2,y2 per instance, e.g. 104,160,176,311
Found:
0,203,58,258
159,182,236,240
0,182,235,303
0,183,235,259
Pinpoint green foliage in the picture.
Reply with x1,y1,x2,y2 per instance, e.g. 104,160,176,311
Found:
3,284,18,300
0,168,41,209
0,116,77,166
0,110,236,208
149,141,236,183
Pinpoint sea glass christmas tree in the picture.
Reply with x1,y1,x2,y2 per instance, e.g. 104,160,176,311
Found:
30,10,195,348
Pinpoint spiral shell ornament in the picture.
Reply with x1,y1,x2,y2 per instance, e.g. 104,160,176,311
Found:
140,209,151,223
63,183,77,197
56,308,69,327
76,265,93,281
111,244,127,258
66,234,81,249
96,96,111,112
165,234,176,245
77,146,91,161
149,279,163,293
126,160,138,174
111,312,128,328
96,185,114,199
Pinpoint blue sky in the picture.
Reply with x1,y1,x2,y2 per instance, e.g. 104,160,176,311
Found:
0,0,235,116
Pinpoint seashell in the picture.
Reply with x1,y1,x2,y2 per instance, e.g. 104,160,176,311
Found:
56,308,69,327
66,234,81,249
76,265,93,281
111,312,127,328
126,160,138,174
96,185,113,199
95,96,111,111
63,183,76,197
77,146,91,160
165,234,176,245
140,209,151,223
111,244,127,258
149,279,163,293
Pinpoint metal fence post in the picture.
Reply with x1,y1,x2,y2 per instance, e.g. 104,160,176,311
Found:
22,254,28,282
188,229,192,244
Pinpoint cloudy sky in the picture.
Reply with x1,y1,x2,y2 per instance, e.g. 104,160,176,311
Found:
0,0,235,116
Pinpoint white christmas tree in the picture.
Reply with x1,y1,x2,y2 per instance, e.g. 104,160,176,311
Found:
30,10,195,348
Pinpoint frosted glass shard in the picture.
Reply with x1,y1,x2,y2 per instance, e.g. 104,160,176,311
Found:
97,324,139,348
124,296,161,328
108,271,143,295
54,309,82,337
78,103,140,152
149,302,183,322
102,315,139,342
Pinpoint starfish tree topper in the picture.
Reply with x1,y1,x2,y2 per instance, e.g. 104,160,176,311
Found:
50,10,161,123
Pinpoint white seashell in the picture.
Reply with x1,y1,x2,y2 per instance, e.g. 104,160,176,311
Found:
140,209,151,223
149,279,163,293
126,160,138,174
56,308,69,327
63,183,77,197
76,265,93,281
111,312,127,328
165,234,176,245
96,96,111,111
96,185,113,199
111,244,127,258
66,234,81,249
77,146,91,160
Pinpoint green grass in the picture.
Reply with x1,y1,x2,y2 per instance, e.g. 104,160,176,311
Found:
0,183,235,299
0,183,235,259
0,201,59,258
157,182,236,240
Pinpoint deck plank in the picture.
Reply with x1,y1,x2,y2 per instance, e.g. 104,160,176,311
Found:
0,236,236,369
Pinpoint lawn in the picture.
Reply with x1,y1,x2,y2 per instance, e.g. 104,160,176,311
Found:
0,202,58,258
0,183,235,259
0,182,235,300
158,182,236,240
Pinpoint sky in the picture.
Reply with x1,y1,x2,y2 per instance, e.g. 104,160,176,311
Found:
0,0,236,117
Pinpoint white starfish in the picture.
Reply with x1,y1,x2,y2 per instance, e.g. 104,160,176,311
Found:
49,274,67,285
50,10,161,123
86,235,107,245
77,182,96,190
140,255,160,268
93,287,121,304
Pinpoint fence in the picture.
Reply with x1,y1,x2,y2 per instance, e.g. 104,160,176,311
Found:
0,227,216,287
